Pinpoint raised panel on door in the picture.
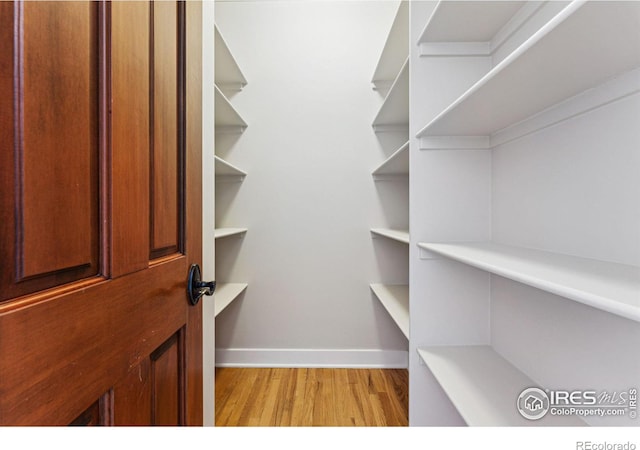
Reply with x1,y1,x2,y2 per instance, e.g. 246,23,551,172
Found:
151,332,184,425
150,0,184,260
0,0,101,301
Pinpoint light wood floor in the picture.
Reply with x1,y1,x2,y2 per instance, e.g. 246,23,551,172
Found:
215,368,408,426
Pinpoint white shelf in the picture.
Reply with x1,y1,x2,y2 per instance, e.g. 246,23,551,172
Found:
214,25,247,91
372,57,409,131
418,1,526,49
417,345,585,426
215,156,247,182
214,228,248,240
417,1,640,140
371,228,409,245
215,85,247,133
418,242,640,323
215,282,248,317
372,1,409,90
370,284,409,339
372,141,409,179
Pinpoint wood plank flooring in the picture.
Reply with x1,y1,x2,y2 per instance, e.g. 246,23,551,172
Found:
215,368,408,426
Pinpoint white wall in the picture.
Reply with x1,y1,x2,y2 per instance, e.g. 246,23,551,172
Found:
491,93,640,426
214,0,408,367
492,93,640,266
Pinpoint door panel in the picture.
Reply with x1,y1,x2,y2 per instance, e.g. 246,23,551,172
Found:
151,0,181,259
151,332,183,426
0,1,100,301
0,0,204,426
21,1,99,279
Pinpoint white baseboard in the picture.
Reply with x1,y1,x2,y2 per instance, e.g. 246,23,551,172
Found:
215,348,409,369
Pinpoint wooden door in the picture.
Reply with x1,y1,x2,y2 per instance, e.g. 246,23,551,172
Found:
0,0,204,425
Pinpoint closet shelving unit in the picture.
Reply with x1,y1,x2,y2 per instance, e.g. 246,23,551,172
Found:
214,227,248,240
417,1,528,57
372,58,409,133
214,25,247,92
370,1,410,344
419,242,640,323
410,0,640,426
214,282,248,317
372,1,410,92
214,86,247,134
370,284,409,339
215,155,247,182
416,346,583,426
370,228,410,245
372,140,409,180
214,24,249,318
416,0,640,145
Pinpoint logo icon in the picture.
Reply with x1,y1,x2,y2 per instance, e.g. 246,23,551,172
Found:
517,387,550,420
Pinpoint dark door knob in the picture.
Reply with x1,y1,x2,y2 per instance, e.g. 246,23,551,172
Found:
187,263,215,305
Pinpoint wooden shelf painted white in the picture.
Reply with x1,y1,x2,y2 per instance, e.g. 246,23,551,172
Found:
372,141,409,179
372,57,409,131
372,1,409,91
214,25,247,91
418,242,640,323
215,282,248,317
371,228,409,245
215,85,247,133
417,1,526,54
214,228,247,240
417,1,640,140
370,284,409,339
215,156,247,182
417,345,585,426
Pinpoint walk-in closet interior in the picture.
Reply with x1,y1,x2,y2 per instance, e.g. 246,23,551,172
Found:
204,0,640,427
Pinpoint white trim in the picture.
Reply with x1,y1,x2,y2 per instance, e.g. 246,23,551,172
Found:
215,82,245,92
372,173,409,182
419,41,490,57
215,174,246,183
215,125,247,135
373,124,409,134
215,348,409,368
419,135,490,150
